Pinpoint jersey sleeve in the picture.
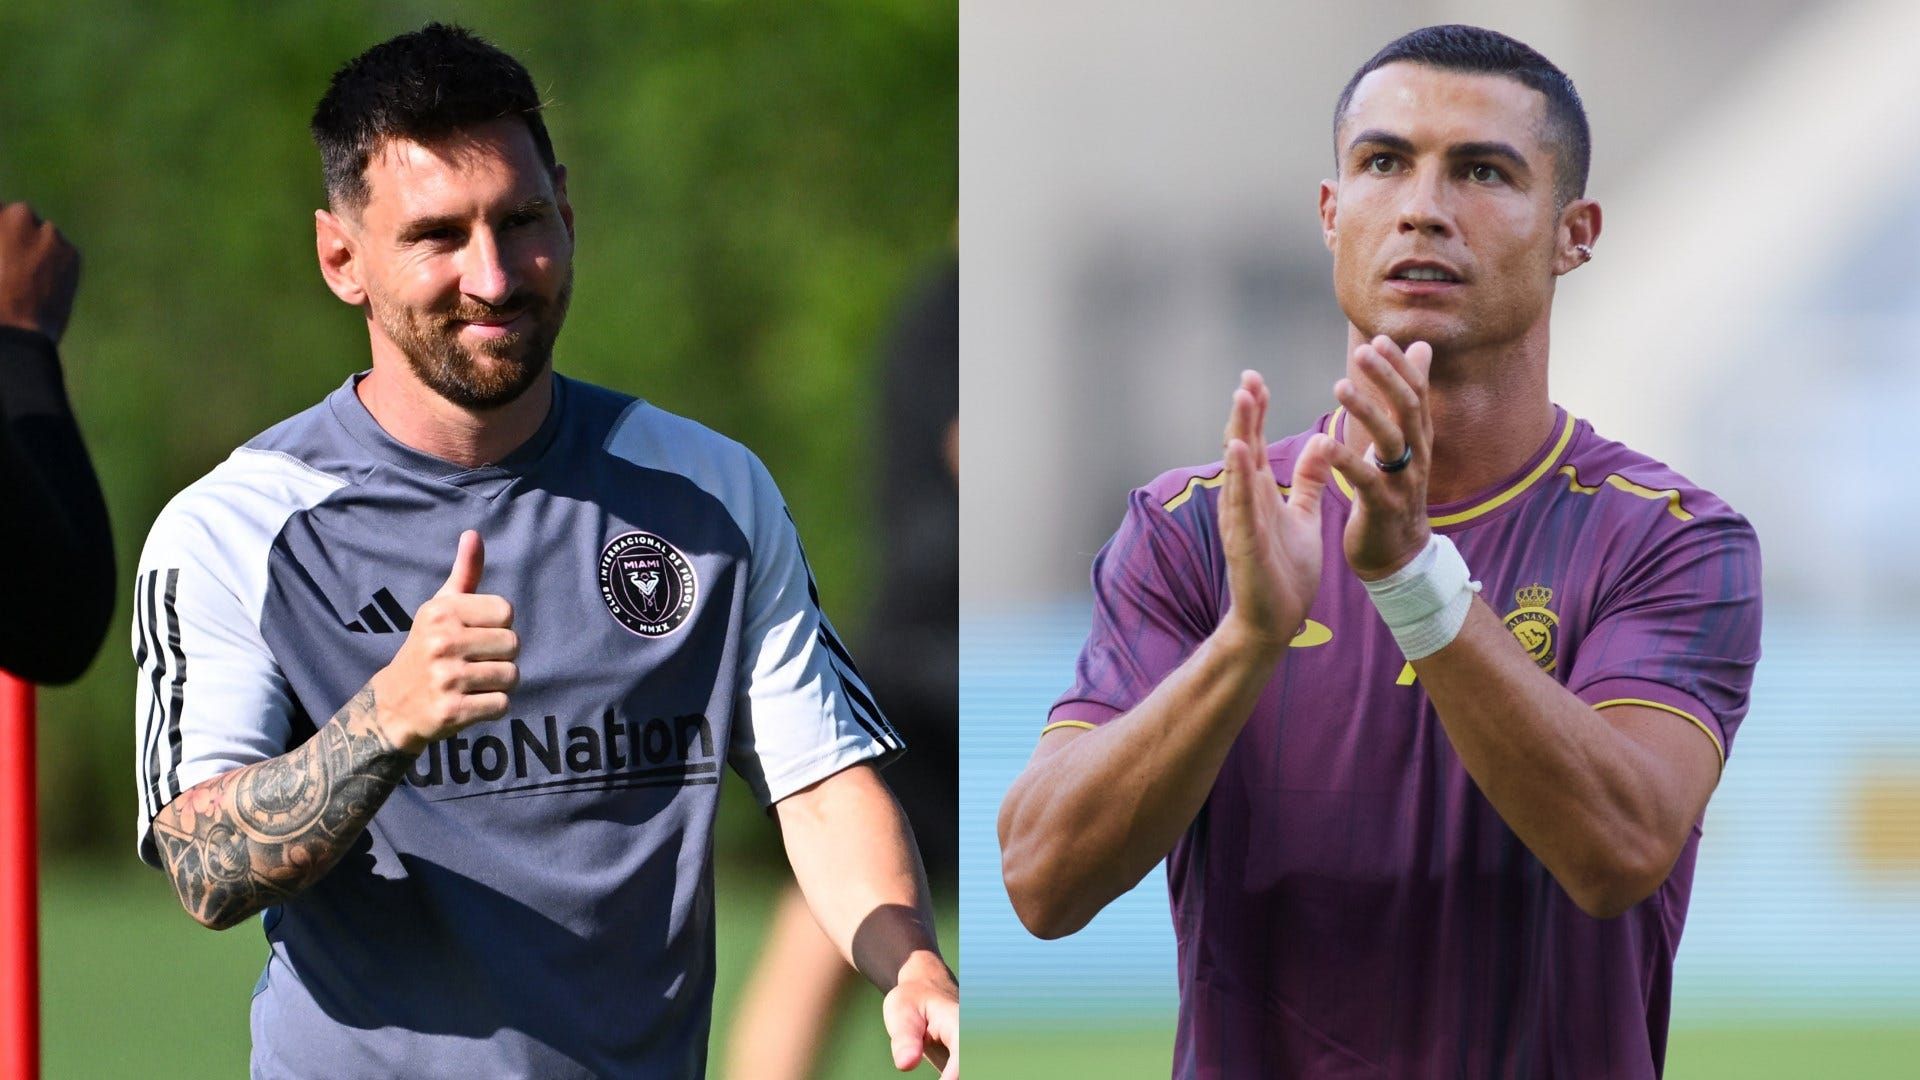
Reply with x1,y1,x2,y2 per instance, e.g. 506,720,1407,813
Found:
1048,485,1219,730
728,454,903,807
132,505,296,868
1567,513,1762,765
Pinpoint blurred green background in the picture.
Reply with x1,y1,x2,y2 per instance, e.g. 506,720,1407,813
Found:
1,1,953,1075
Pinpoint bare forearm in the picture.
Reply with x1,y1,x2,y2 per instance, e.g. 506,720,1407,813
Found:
779,765,958,1074
999,623,1279,938
778,765,943,990
1414,601,1692,914
149,685,416,929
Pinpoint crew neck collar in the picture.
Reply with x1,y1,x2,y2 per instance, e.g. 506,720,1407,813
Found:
328,370,568,487
1325,404,1575,532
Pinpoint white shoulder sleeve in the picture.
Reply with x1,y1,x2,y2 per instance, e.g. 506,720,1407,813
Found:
729,451,903,806
133,448,347,866
603,402,903,807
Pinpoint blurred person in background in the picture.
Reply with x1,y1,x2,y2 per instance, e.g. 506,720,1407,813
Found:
0,201,114,684
727,255,957,1080
999,25,1759,1077
130,24,955,1079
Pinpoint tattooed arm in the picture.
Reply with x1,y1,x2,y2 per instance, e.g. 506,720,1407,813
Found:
151,530,517,929
149,686,414,929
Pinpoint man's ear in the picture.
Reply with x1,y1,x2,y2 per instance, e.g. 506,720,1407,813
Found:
1553,197,1602,276
1318,179,1339,252
315,208,365,305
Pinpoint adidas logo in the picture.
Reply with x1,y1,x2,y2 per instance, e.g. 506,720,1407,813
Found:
344,588,414,634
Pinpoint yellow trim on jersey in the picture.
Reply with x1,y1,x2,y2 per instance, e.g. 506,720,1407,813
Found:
1558,466,1694,521
1161,471,1292,512
1329,407,1357,500
1593,697,1725,769
1327,407,1576,527
1163,472,1225,512
1040,719,1098,736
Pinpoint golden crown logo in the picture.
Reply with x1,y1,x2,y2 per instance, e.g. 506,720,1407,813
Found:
1504,583,1558,672
1514,583,1553,610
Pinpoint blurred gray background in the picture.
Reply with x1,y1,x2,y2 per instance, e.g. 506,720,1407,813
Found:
961,2,1920,1074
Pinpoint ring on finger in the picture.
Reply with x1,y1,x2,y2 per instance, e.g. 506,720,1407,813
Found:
1368,443,1414,474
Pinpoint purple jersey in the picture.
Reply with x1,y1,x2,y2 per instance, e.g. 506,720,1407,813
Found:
1050,406,1761,1079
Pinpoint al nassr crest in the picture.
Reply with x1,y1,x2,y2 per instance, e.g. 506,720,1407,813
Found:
1502,583,1557,672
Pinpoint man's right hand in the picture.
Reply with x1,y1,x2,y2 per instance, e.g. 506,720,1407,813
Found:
1217,369,1334,658
0,202,81,344
369,530,519,755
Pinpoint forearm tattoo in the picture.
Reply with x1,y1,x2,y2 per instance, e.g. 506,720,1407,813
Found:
150,686,415,929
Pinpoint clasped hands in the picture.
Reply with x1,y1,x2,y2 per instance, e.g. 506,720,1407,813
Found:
1217,335,1435,655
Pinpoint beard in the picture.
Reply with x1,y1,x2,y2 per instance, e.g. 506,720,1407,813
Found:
367,270,573,411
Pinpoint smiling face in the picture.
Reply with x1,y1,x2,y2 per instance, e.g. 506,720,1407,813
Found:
1320,62,1589,361
319,116,575,410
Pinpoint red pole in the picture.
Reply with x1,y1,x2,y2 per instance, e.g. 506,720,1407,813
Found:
0,672,37,1080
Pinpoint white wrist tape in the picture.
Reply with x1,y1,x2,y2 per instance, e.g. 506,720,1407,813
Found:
1361,534,1481,660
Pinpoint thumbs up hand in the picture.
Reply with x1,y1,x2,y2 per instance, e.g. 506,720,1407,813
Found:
439,528,487,596
368,531,519,755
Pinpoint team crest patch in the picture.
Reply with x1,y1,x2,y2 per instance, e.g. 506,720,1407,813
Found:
1503,583,1558,672
599,531,697,637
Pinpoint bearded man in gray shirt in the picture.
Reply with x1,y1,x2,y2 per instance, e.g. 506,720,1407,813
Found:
132,23,956,1079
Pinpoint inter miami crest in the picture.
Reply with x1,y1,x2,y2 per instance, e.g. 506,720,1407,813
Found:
599,531,697,637
1503,582,1558,672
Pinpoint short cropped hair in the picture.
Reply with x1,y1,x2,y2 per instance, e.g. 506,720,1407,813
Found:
1333,25,1590,206
311,22,555,213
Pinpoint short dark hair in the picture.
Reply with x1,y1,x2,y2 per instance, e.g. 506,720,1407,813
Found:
311,22,556,213
1333,25,1590,206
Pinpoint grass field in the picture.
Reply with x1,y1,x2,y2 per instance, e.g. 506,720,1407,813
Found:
39,857,955,1078
965,1022,1920,1077
42,859,1920,1077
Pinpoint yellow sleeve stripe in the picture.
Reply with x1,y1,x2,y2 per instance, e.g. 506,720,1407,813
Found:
1162,472,1225,512
1161,471,1291,512
1158,412,1345,511
1327,408,1576,527
1558,466,1694,521
1330,408,1354,504
1593,697,1725,769
1040,719,1098,736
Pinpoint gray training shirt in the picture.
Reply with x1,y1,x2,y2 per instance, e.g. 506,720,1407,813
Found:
133,372,901,1078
